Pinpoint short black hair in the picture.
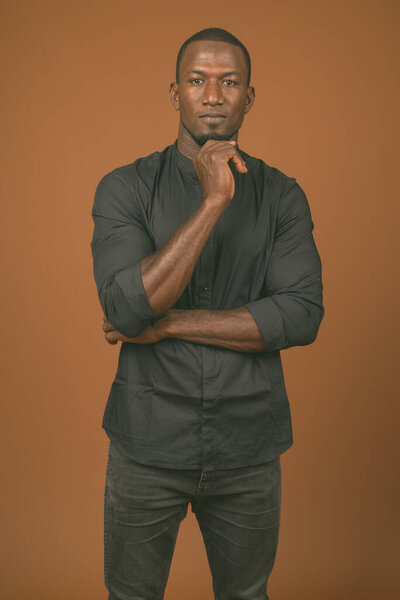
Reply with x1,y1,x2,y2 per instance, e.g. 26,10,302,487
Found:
176,27,251,87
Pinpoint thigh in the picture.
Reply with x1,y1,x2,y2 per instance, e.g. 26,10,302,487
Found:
104,441,190,600
192,458,282,600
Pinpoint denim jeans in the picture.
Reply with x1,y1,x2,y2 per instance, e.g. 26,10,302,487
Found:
104,439,282,600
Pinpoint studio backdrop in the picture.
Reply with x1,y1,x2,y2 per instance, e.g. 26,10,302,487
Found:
1,1,399,599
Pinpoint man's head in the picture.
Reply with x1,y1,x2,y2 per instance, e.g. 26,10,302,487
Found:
170,28,255,149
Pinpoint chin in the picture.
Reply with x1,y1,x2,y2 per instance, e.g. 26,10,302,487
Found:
194,131,233,146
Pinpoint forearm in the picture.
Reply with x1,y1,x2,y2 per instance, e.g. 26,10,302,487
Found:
141,199,223,315
160,307,266,352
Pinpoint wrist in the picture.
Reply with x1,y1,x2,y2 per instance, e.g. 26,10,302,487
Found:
201,196,226,215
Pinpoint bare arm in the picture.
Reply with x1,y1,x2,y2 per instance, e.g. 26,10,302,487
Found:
141,140,247,315
159,307,266,352
141,201,222,314
103,307,266,352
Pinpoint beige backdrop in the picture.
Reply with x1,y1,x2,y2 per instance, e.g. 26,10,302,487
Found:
1,1,399,598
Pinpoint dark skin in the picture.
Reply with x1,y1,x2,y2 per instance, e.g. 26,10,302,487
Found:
102,40,266,352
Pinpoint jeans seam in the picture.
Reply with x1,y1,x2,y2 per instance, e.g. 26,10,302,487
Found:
104,441,112,590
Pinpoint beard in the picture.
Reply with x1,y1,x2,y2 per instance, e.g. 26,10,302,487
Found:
181,118,238,147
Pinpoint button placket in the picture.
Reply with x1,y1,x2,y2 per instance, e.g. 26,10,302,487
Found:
198,232,216,469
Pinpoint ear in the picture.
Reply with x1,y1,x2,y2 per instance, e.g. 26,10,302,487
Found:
244,86,256,114
169,82,180,111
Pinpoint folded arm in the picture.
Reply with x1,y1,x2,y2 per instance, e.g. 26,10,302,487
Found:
99,178,324,353
103,306,266,352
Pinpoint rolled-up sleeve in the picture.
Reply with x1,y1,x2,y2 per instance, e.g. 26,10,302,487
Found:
245,180,324,352
90,169,168,338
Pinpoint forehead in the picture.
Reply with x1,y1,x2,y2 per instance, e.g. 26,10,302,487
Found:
180,40,247,77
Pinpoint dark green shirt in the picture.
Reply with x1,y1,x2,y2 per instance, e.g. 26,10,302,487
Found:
90,139,324,471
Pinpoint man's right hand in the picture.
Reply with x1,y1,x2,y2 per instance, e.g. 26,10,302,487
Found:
192,139,247,208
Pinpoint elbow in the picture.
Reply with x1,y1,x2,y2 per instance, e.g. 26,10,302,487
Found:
299,328,319,347
293,305,325,347
111,318,149,339
100,281,153,338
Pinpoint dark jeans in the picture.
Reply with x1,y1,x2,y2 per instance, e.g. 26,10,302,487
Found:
104,440,282,600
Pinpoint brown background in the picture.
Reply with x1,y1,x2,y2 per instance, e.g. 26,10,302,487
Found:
1,1,399,598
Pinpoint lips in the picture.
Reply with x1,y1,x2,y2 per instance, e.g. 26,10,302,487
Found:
199,114,227,123
199,114,227,118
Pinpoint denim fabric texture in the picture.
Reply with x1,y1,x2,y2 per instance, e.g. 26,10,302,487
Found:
104,440,282,600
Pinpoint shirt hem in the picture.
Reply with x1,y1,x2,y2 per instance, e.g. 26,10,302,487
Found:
103,425,293,471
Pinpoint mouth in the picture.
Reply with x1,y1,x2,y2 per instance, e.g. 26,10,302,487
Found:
199,115,227,122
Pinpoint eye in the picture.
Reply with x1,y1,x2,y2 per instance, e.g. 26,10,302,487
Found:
223,80,237,86
190,78,203,85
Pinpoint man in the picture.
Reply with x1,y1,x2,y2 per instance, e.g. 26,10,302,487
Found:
90,27,324,600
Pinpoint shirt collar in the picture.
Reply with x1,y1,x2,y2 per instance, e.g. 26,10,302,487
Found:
171,139,200,182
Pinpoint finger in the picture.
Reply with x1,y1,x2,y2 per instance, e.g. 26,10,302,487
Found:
230,151,247,173
224,142,247,172
103,321,116,333
105,332,119,345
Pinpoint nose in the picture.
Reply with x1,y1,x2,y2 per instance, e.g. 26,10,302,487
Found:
202,79,224,106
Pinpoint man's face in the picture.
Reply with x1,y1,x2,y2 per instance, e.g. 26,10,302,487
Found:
171,40,255,147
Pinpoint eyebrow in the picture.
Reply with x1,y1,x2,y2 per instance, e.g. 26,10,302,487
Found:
188,69,241,77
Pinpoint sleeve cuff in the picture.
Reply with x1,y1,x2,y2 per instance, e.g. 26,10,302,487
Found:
244,296,286,352
114,261,168,323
